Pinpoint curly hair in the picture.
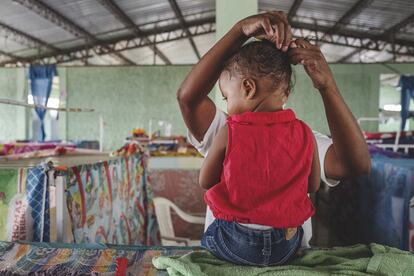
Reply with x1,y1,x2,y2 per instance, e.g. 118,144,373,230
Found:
223,40,292,91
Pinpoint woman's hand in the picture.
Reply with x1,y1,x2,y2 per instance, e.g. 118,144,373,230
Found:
288,39,336,91
237,11,293,51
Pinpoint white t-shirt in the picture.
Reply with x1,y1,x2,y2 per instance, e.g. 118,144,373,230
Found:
187,108,340,248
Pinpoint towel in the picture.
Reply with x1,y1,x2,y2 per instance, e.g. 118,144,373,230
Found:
152,243,414,276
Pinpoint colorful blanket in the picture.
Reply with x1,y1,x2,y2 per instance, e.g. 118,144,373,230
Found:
0,142,75,157
0,241,198,275
66,153,160,245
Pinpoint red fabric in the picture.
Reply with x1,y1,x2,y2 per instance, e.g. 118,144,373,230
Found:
364,131,414,140
205,109,315,228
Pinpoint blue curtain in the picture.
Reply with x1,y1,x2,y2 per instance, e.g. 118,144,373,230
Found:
29,65,57,141
399,75,414,131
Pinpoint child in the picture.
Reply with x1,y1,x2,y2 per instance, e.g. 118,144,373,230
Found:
199,40,321,266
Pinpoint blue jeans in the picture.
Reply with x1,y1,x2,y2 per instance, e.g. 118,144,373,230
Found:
201,219,303,266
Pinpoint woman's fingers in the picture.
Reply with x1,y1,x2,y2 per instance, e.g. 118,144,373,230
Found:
260,17,274,38
283,24,293,51
294,38,308,49
274,21,284,49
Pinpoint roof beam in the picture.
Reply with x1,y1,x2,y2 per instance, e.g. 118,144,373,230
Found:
338,11,414,62
291,20,414,48
0,16,214,66
3,15,414,66
287,0,303,21
0,49,23,62
0,20,58,51
97,0,172,65
12,0,135,65
326,0,373,35
382,11,414,38
168,0,201,59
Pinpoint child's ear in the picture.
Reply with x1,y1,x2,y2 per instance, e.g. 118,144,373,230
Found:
241,78,256,100
283,89,290,102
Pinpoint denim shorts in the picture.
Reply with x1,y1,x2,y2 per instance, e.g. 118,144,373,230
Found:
201,219,303,266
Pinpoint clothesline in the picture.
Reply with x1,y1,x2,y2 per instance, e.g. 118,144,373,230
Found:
0,98,94,112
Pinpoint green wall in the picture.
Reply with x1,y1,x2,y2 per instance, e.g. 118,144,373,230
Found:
288,64,380,134
1,63,414,151
65,66,191,150
0,68,26,141
215,0,258,112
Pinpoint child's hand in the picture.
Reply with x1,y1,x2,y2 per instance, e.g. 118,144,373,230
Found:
238,11,292,51
288,39,335,91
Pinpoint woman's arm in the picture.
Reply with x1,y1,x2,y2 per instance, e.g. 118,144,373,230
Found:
308,141,321,193
199,126,228,189
177,12,293,142
288,39,371,179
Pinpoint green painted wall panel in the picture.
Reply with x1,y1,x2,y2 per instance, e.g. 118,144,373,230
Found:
66,66,191,150
288,64,380,133
0,68,26,141
1,63,413,150
215,0,258,112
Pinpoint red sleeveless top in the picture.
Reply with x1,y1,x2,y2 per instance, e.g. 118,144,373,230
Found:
204,109,315,228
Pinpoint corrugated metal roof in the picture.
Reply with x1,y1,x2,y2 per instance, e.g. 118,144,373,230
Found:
259,0,292,13
42,0,126,34
350,0,414,30
0,0,412,65
0,1,75,45
298,0,358,24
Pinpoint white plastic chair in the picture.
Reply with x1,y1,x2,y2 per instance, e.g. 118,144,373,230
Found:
153,197,205,246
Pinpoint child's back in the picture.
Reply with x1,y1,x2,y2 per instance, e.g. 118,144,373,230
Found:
205,109,315,228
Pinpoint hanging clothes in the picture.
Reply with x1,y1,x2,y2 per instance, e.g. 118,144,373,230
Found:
28,65,57,141
399,75,414,131
25,164,50,242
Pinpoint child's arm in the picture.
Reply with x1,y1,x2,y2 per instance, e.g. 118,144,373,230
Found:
199,126,228,190
308,140,321,193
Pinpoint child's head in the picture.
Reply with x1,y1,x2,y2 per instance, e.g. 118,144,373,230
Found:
219,40,292,115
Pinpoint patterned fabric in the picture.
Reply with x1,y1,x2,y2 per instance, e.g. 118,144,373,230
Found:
0,142,75,157
66,153,160,245
0,170,19,241
0,241,198,275
26,164,50,242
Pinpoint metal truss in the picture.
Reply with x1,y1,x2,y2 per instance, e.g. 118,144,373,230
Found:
97,0,172,65
1,13,414,66
0,20,58,52
168,0,201,60
338,11,414,62
0,17,215,66
12,0,135,65
324,0,373,36
292,21,414,58
287,0,303,21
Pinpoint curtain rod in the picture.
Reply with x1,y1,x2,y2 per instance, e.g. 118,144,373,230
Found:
0,98,94,112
